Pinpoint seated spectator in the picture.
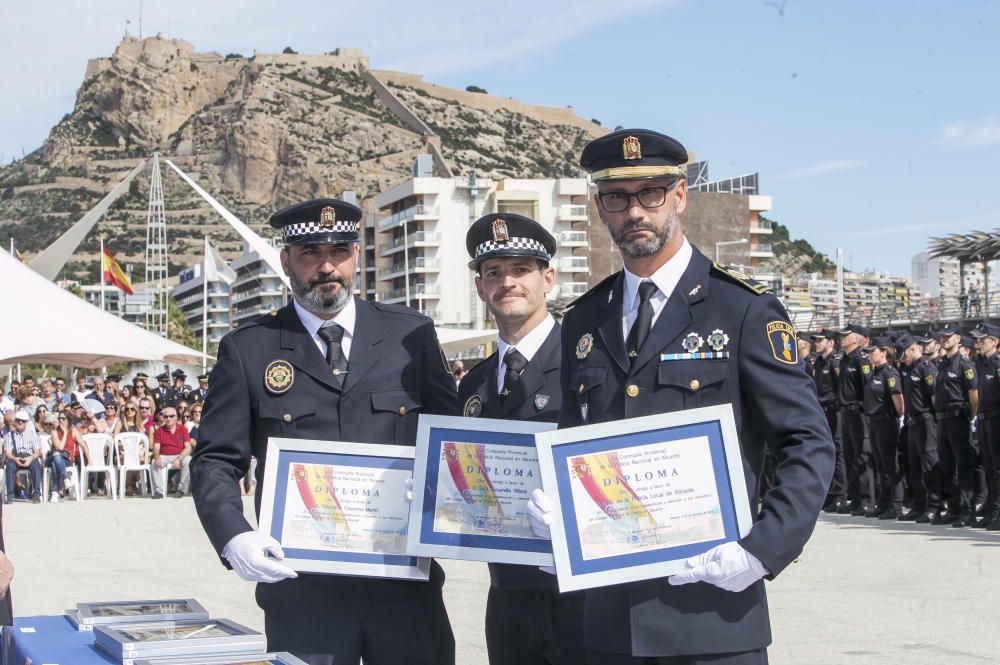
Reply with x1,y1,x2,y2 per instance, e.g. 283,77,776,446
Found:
32,404,49,431
187,404,202,445
138,399,155,436
3,410,41,503
39,380,59,411
150,407,192,499
86,377,114,405
49,411,90,500
101,402,122,438
120,385,133,404
4,380,18,402
119,403,147,496
52,378,71,406
15,387,39,418
71,376,90,404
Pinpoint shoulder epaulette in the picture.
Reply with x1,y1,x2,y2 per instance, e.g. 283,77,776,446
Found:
370,300,427,318
569,271,620,308
711,262,770,295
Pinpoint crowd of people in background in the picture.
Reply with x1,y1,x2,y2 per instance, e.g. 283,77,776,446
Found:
796,322,1000,530
0,369,226,503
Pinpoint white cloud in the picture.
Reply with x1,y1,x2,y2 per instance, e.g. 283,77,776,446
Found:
778,159,866,180
938,117,1000,149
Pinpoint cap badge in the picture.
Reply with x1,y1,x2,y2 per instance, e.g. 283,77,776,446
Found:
623,135,642,160
707,329,730,352
264,360,294,394
491,218,510,244
576,333,594,359
320,206,337,227
682,332,705,353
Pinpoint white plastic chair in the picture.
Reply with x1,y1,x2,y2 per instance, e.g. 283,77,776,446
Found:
115,432,151,497
81,433,118,500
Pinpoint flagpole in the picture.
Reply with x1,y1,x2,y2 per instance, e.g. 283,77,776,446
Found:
202,235,209,374
100,237,106,312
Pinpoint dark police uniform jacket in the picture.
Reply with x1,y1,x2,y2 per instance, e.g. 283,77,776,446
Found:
976,353,1000,415
934,353,977,418
901,358,937,418
191,299,458,653
810,352,838,409
558,246,834,657
457,323,562,592
864,364,902,419
837,348,871,409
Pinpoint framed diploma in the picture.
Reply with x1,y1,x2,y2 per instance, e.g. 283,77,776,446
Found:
534,404,753,592
93,618,266,664
67,598,209,631
134,652,307,665
259,438,431,581
407,415,557,566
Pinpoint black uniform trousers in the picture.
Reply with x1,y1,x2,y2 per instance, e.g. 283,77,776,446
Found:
870,416,903,510
823,406,846,503
938,414,976,515
586,649,767,665
980,413,1000,519
906,413,940,513
485,586,585,665
841,407,873,507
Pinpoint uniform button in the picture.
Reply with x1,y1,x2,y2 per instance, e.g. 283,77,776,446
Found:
399,406,407,415
282,413,292,422
689,379,700,391
626,384,639,398
579,384,585,394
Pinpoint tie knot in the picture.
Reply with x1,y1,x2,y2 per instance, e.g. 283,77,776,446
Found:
505,348,528,374
637,280,658,303
317,324,344,343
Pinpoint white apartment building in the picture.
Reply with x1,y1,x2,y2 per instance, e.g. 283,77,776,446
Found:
373,171,591,327
230,238,289,329
912,251,961,299
172,265,232,348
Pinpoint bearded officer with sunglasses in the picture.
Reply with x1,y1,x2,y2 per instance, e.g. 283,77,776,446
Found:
191,199,458,665
526,129,834,665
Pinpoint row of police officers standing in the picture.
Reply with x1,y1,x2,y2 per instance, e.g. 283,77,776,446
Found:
803,321,1000,530
190,129,835,665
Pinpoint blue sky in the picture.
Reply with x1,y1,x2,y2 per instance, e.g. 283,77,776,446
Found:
1,0,998,277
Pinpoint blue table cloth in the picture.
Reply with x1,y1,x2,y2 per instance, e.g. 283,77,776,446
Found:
4,614,117,665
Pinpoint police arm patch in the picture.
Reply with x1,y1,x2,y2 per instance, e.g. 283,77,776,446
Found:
965,368,975,381
925,374,934,386
887,377,896,389
766,321,798,365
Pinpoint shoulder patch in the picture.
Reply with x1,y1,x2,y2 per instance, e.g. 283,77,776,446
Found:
711,262,769,295
766,320,797,364
965,368,975,381
568,271,620,308
887,376,896,389
925,373,934,386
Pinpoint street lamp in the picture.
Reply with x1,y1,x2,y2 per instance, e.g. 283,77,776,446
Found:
715,238,748,263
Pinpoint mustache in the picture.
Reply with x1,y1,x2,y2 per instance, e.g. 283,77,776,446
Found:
308,275,349,288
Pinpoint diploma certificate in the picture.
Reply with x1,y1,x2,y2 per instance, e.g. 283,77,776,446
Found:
535,404,752,592
260,438,431,580
408,415,557,566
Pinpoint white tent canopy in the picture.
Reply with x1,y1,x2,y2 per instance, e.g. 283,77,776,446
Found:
435,327,495,355
0,252,206,368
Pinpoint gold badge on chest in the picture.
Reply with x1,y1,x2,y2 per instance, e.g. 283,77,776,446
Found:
576,333,594,359
265,360,294,394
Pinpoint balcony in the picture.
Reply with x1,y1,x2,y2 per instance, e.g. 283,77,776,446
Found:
378,257,441,281
750,218,773,235
379,231,443,257
560,282,589,297
558,257,590,273
376,204,438,231
379,283,443,303
419,309,441,321
558,204,588,221
558,231,588,247
750,243,774,258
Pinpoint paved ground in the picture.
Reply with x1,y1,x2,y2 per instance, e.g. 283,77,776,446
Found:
4,496,1000,664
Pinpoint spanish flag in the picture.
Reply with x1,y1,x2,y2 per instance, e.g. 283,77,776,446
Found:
101,246,134,295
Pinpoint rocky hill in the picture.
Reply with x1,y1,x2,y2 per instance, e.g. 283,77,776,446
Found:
0,37,603,281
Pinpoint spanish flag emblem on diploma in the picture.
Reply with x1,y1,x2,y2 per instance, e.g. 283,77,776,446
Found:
102,246,134,295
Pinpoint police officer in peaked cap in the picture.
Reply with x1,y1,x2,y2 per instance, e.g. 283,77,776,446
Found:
458,213,586,665
836,323,875,515
811,329,846,512
970,322,1000,528
191,198,458,665
525,129,834,665
896,333,941,522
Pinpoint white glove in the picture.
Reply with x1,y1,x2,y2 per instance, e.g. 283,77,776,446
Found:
898,415,905,431
526,488,553,540
404,477,414,502
222,531,298,584
971,416,978,433
668,541,767,593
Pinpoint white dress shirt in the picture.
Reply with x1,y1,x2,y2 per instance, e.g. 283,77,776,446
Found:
621,237,693,340
294,297,357,361
496,314,556,393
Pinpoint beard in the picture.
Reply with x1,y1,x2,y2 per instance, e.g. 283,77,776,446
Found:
612,208,679,258
289,271,352,315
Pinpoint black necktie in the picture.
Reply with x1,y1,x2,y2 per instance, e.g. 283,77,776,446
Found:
317,324,349,388
501,349,528,401
626,281,658,363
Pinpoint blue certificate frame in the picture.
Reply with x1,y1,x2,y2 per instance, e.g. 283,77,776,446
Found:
407,415,557,566
534,404,752,592
259,438,431,581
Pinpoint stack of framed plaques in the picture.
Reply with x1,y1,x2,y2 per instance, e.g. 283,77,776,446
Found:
65,599,210,631
133,653,306,665
93,618,266,665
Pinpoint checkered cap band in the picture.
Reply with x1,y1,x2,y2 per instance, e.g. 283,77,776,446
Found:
282,219,358,240
474,236,549,259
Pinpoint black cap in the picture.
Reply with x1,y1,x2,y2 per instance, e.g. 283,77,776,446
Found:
269,198,361,245
864,335,893,352
970,322,1000,339
197,374,209,382
107,374,121,383
156,372,169,381
466,213,556,270
894,333,918,354
134,372,149,381
839,323,873,338
934,322,963,337
811,328,839,341
796,331,812,342
580,129,688,182
171,369,187,379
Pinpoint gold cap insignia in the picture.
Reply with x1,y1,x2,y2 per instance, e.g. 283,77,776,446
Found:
320,206,337,227
492,218,510,243
623,135,642,160
576,332,594,359
264,360,294,394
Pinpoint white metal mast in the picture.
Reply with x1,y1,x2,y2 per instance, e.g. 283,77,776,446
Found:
145,152,168,337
